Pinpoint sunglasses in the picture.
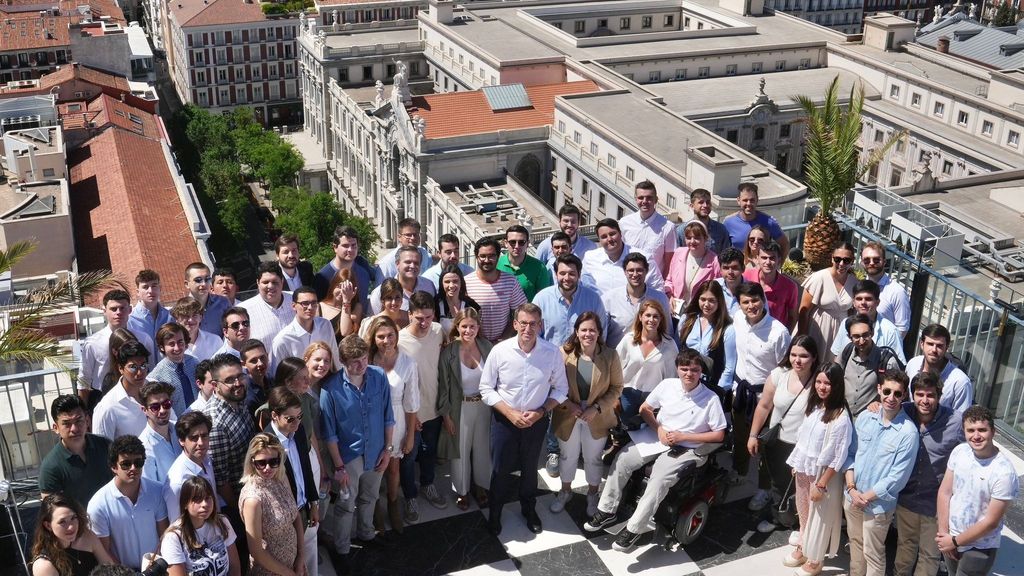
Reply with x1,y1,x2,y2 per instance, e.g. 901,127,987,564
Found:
277,414,299,424
507,239,527,246
862,257,884,264
147,399,173,412
228,320,250,331
125,363,149,374
252,457,281,470
192,276,213,284
118,458,146,471
833,256,854,265
880,387,904,399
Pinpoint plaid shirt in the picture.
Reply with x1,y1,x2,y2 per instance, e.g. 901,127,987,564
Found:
202,394,256,487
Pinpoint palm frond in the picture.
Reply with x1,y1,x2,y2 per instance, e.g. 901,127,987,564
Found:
0,240,37,276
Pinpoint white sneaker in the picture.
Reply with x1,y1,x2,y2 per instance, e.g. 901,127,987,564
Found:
756,519,777,533
404,498,419,524
748,489,771,511
586,492,599,518
549,489,572,513
545,453,560,478
422,484,448,509
789,530,801,547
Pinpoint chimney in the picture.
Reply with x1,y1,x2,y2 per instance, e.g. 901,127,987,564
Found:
937,36,950,53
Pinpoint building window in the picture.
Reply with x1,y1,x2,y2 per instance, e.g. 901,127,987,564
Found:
751,62,762,73
726,129,738,143
590,142,598,155
1008,130,1020,146
664,15,674,26
620,17,631,29
780,124,791,138
598,191,606,209
581,180,589,196
607,154,616,168
698,66,709,78
552,21,562,30
42,168,55,177
625,166,635,180
573,131,582,144
649,71,661,82
642,16,652,28
942,160,953,175
666,194,676,209
697,22,704,30
799,58,811,68
362,65,373,80
933,102,945,117
911,93,921,108
684,17,691,29
754,127,765,140
558,120,565,133
565,166,573,183
918,150,929,162
889,168,902,187
895,138,905,153
726,64,737,76
598,19,608,28
982,120,993,136
575,20,585,33
675,68,686,80
957,111,969,126
889,85,899,99
775,60,786,71
874,129,884,143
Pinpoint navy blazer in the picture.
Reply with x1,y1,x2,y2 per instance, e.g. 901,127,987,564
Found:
264,422,319,508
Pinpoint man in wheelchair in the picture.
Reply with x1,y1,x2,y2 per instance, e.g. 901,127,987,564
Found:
585,349,727,551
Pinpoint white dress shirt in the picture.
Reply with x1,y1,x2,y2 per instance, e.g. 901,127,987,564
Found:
581,243,665,301
188,330,224,362
271,317,340,373
271,421,307,508
77,326,156,392
93,380,176,440
163,453,220,522
480,337,569,412
616,337,679,394
211,342,241,359
368,277,436,314
240,292,295,346
619,211,677,275
733,312,791,386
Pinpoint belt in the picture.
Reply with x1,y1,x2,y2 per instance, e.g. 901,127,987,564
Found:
463,394,483,402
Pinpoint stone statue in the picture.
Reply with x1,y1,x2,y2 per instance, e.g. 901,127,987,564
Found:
969,3,976,19
393,60,411,106
758,76,766,96
375,80,385,107
415,115,426,136
933,6,943,23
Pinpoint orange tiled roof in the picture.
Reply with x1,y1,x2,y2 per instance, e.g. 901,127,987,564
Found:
86,94,162,138
408,81,599,140
170,0,269,27
0,14,71,51
69,129,199,302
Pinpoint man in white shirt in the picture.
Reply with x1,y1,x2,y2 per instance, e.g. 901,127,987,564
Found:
480,303,569,535
189,359,217,413
584,349,727,552
397,292,448,522
77,289,156,404
275,233,316,292
376,218,433,279
213,307,250,358
861,242,911,338
272,286,340,374
731,282,790,508
421,233,473,290
183,263,231,338
582,218,665,303
618,180,677,278
535,204,597,264
240,261,295,345
138,381,181,485
370,245,436,313
163,411,220,521
905,324,973,414
602,252,671,348
831,280,906,363
94,341,176,440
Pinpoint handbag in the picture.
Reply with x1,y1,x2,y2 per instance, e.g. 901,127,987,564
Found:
756,370,811,446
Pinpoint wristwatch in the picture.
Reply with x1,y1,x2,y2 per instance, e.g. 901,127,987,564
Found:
386,444,394,452
951,536,959,548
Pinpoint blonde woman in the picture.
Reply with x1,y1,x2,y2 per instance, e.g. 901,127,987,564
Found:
239,433,303,576
615,299,677,420
303,341,336,396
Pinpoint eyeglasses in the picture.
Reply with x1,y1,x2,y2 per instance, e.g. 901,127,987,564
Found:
252,457,281,469
880,387,904,399
147,400,173,412
125,363,149,374
507,239,527,246
516,320,540,329
117,458,146,471
192,276,213,284
227,320,250,331
849,331,872,340
294,300,318,309
862,257,884,264
218,375,248,386
833,256,854,265
278,414,299,424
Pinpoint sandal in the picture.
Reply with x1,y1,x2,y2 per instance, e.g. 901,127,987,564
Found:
474,488,489,509
795,561,822,576
783,551,806,567
456,495,471,510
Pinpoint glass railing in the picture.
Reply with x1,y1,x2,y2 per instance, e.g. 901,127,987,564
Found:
0,362,78,484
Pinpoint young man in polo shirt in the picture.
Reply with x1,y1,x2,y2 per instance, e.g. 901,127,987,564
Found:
39,395,113,504
742,241,798,331
497,225,551,301
138,381,181,486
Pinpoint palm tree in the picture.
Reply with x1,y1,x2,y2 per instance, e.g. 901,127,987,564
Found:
0,240,121,367
796,75,903,270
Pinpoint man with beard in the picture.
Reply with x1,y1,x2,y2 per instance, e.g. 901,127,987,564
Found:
498,225,551,300
138,382,181,485
839,314,905,418
464,238,527,343
275,233,315,292
533,254,608,346
861,242,910,338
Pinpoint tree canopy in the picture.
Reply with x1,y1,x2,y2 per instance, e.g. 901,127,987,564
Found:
270,187,380,269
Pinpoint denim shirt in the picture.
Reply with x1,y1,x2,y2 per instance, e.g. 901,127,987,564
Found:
533,284,609,346
319,366,395,471
844,408,920,515
897,403,964,517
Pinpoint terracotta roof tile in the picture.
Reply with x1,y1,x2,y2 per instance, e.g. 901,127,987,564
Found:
69,129,199,302
0,15,70,51
408,81,599,140
170,0,271,27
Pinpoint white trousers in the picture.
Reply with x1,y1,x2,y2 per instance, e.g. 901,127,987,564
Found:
557,419,607,486
597,443,703,534
451,400,492,496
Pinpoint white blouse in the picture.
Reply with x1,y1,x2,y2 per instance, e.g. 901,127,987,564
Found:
615,337,678,393
786,406,852,476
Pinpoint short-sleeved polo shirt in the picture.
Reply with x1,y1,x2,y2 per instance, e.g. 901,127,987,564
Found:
38,433,113,506
88,477,168,568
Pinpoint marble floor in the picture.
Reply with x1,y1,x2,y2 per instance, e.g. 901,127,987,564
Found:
315,442,1024,576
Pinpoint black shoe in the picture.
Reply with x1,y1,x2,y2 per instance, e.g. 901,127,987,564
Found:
488,509,502,535
584,510,617,532
523,508,543,534
327,548,351,576
612,528,641,552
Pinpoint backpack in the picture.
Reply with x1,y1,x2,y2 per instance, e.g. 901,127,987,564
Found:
840,342,906,376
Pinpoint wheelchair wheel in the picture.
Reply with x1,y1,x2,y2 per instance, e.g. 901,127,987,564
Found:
674,500,710,546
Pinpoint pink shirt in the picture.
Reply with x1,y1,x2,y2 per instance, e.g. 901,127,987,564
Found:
743,268,798,327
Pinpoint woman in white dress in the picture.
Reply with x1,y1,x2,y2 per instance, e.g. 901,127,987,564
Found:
798,242,857,361
364,315,419,533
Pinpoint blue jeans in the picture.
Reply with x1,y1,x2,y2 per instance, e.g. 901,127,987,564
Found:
400,416,442,498
619,388,650,422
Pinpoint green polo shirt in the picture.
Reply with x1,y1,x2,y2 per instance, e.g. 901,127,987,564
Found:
38,433,113,506
497,253,552,301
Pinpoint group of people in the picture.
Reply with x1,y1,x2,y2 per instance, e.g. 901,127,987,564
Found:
30,181,1017,576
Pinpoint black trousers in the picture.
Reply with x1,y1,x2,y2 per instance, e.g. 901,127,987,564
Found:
489,411,548,518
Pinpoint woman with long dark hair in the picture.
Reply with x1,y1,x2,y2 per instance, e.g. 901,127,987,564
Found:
747,335,819,535
679,280,735,399
433,265,481,335
784,362,853,576
31,495,114,576
161,475,241,576
320,268,363,340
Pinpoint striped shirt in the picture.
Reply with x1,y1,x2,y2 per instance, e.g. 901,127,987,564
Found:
240,292,295,347
464,271,527,343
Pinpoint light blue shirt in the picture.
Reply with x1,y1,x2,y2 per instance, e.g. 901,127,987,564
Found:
376,246,433,279
603,286,672,349
147,355,200,417
422,261,474,290
532,284,608,346
319,366,395,471
876,274,911,336
88,477,168,569
683,321,737,391
831,315,906,363
535,233,596,265
716,278,742,318
906,356,974,414
843,409,920,515
139,424,181,485
127,302,172,346
198,294,231,337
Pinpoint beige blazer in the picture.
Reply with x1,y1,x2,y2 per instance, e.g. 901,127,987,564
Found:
552,345,623,441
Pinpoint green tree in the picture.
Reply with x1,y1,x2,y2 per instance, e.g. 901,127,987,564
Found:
796,75,902,269
219,189,253,246
0,241,121,365
270,187,380,268
993,2,1018,26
